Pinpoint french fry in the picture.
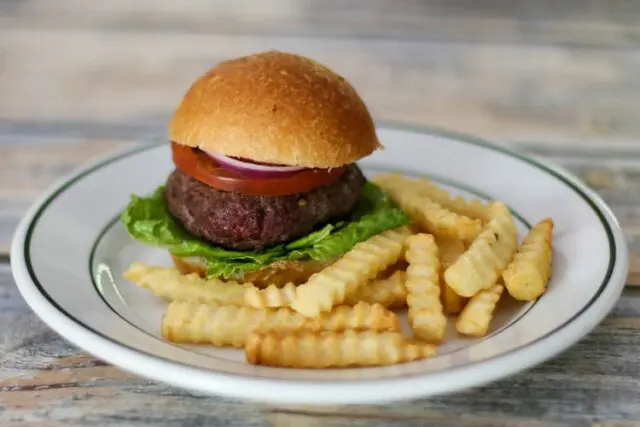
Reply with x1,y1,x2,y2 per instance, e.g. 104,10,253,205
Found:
381,184,482,239
124,262,249,306
162,302,262,347
436,236,468,314
245,283,297,309
442,285,466,315
437,236,466,269
444,202,518,297
346,270,408,309
245,330,437,368
291,226,411,317
256,301,401,334
162,301,400,348
375,173,490,221
405,234,447,343
374,175,482,240
456,283,504,337
246,271,408,310
502,218,554,301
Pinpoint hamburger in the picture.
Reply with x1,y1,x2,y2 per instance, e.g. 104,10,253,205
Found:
121,51,408,287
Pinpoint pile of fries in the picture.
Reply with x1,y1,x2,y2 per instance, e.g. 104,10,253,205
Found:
124,173,554,369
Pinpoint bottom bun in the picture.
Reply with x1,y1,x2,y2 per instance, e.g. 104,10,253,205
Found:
171,255,334,288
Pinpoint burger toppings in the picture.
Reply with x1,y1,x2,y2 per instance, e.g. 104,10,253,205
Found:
120,177,408,278
203,150,306,176
171,142,347,197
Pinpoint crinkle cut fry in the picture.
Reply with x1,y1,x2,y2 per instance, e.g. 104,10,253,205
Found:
346,270,408,309
124,262,248,306
436,236,468,314
405,233,447,343
456,283,504,337
291,226,411,317
245,330,437,368
502,218,554,301
444,202,518,297
245,282,297,308
246,272,408,310
375,173,490,221
161,300,401,347
373,174,483,239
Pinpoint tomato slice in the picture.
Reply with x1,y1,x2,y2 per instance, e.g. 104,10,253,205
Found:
171,142,347,196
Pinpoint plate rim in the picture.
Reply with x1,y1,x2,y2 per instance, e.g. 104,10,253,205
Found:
10,123,629,404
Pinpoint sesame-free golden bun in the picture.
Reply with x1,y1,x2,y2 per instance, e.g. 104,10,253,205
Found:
168,50,382,168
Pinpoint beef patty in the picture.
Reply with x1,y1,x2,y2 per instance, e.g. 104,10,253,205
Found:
164,165,366,251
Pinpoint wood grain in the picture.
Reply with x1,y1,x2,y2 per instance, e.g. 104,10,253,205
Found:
3,3,640,148
2,0,640,47
3,28,640,144
2,1,639,144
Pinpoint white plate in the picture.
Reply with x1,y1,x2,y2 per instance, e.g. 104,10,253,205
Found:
11,124,628,405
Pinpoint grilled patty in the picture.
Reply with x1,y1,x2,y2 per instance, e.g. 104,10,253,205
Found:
164,165,366,251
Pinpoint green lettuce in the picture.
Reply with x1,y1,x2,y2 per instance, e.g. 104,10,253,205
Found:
120,182,408,278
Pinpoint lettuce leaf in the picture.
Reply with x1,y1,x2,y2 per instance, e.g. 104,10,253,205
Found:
120,182,408,278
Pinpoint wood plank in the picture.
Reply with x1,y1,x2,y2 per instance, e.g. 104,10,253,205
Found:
1,0,639,48
1,263,639,424
0,136,132,254
2,29,640,144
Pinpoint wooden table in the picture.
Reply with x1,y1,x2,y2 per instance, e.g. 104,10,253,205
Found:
2,1,640,425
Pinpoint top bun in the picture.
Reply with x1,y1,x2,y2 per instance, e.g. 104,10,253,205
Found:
168,50,381,168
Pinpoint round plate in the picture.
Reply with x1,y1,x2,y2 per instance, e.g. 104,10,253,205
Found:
11,124,629,405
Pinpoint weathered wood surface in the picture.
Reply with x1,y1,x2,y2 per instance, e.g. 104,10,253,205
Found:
2,0,639,46
3,0,640,144
3,0,640,424
4,29,640,143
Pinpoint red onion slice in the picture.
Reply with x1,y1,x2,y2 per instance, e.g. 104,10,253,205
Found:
203,149,306,177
